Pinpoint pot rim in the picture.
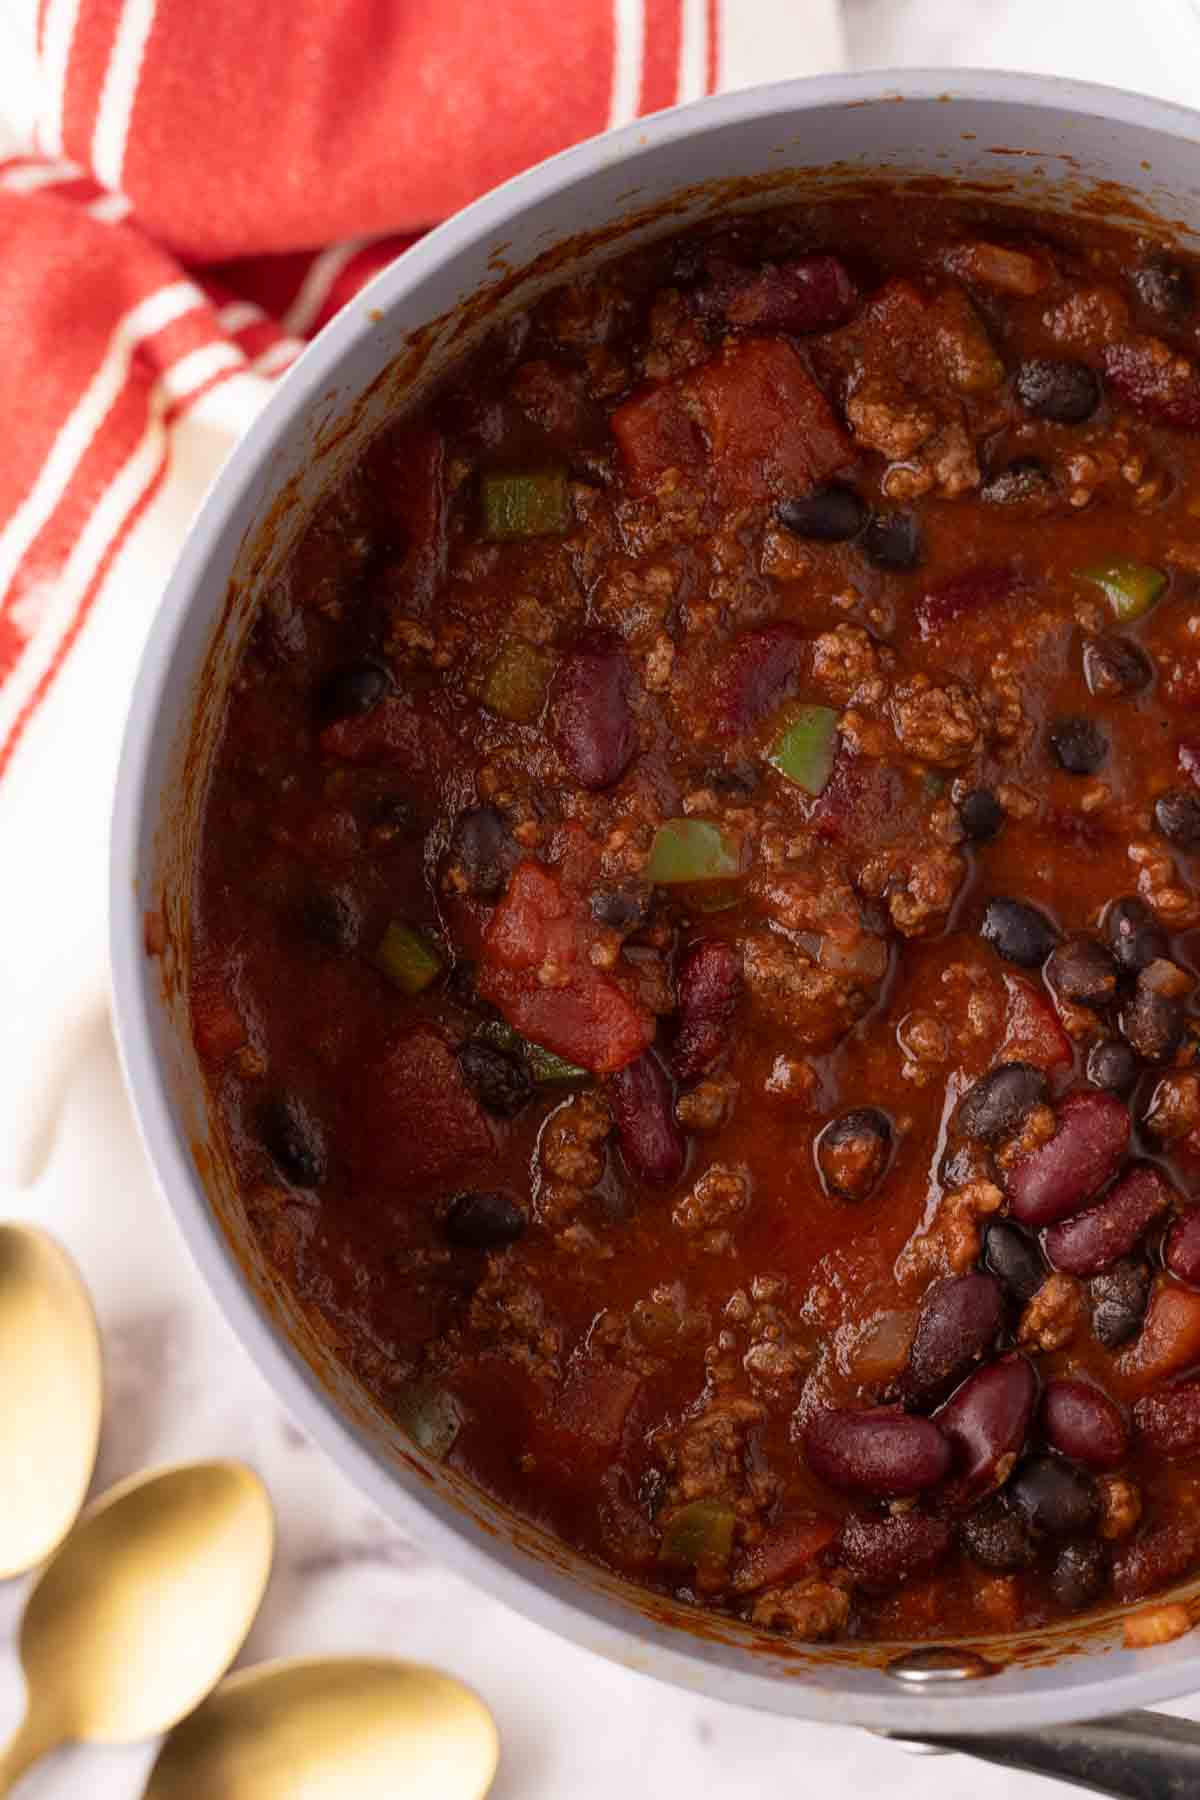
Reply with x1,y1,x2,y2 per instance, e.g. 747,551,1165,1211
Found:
111,67,1200,1734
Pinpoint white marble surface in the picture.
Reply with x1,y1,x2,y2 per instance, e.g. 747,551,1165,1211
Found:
11,3,1200,1795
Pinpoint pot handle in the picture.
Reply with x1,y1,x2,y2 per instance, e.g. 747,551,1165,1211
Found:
890,1709,1200,1798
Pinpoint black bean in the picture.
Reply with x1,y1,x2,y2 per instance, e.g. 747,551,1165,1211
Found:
982,1220,1046,1307
370,793,418,839
959,1498,1037,1572
443,1190,526,1250
940,1141,996,1191
590,883,652,932
1083,635,1153,699
1052,1539,1107,1612
1007,1455,1098,1537
958,1063,1047,1143
777,484,867,542
980,897,1059,967
1014,359,1101,424
708,757,761,799
959,787,1004,843
456,1040,534,1118
318,660,390,721
1086,1038,1139,1094
299,886,360,950
260,1098,326,1187
1120,978,1184,1065
1105,897,1168,975
815,1108,892,1201
1049,716,1108,776
1088,1259,1152,1348
979,458,1053,505
1133,257,1193,320
862,510,921,570
445,958,486,1012
1155,787,1200,851
446,806,518,899
1046,936,1118,1008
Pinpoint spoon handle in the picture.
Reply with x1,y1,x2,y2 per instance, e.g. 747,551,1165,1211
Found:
0,1705,59,1795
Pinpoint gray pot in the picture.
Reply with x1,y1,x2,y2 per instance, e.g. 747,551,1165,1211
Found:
110,69,1200,1795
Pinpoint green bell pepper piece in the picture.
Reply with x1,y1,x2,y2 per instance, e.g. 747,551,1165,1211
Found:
475,1020,587,1086
1076,558,1166,622
482,468,570,540
645,819,742,886
480,637,552,723
660,1499,736,1569
766,704,839,795
376,921,443,995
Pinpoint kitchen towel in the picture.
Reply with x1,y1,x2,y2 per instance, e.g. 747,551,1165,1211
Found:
0,0,844,1184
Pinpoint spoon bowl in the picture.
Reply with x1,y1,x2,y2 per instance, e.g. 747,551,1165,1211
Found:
0,1224,101,1578
0,1460,274,1792
145,1656,499,1800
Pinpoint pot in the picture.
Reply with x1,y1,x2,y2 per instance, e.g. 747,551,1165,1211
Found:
111,69,1200,1793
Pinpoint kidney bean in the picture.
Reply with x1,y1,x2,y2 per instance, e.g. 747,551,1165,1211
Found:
443,1189,526,1250
1008,1455,1098,1537
983,1221,1045,1307
1134,1379,1200,1458
1046,936,1118,1008
550,629,637,790
1089,1260,1153,1349
899,1272,1004,1405
1133,256,1193,319
1120,1276,1200,1395
672,940,743,1083
804,1407,952,1498
959,1497,1036,1571
1165,1211,1200,1288
915,563,1018,637
608,1050,685,1186
1105,896,1168,974
1005,1090,1131,1228
980,897,1060,968
1042,1164,1174,1277
1041,1378,1129,1470
838,1512,951,1587
710,623,806,737
957,1062,1046,1142
1113,1516,1200,1603
933,1353,1038,1506
1052,1540,1107,1612
815,1108,892,1201
1104,336,1200,430
698,252,858,334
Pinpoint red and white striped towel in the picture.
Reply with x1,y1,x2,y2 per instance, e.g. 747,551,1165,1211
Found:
0,0,843,1183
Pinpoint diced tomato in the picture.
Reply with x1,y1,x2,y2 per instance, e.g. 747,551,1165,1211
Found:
479,861,654,1075
810,754,906,844
533,1358,643,1483
691,337,853,504
1001,975,1072,1072
319,694,429,768
732,1512,839,1593
190,959,247,1063
610,383,702,495
361,1026,492,1187
1120,1277,1200,1397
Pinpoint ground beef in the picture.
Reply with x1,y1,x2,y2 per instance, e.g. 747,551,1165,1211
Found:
1018,1273,1084,1352
891,674,985,767
750,1575,853,1640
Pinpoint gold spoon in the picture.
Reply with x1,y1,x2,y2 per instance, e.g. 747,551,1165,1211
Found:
0,1223,102,1578
0,1459,274,1793
144,1656,499,1799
